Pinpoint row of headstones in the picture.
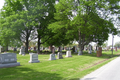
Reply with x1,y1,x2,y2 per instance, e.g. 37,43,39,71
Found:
29,51,72,63
0,51,72,68
48,51,72,60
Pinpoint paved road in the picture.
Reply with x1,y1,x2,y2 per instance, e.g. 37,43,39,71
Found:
80,56,120,80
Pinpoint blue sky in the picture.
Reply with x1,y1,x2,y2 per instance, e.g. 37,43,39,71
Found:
0,0,120,46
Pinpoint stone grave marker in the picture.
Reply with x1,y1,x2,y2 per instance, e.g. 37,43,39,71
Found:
49,53,56,60
57,52,63,59
65,51,72,57
19,46,25,56
49,47,56,60
0,53,20,68
29,53,40,63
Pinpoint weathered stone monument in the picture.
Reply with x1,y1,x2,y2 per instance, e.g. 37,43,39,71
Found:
19,46,25,56
65,51,72,57
29,53,40,63
49,47,56,60
57,52,63,59
49,54,56,60
0,53,20,68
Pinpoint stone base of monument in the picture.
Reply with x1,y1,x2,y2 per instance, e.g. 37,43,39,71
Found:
49,54,56,60
0,62,20,68
65,51,72,57
19,52,22,55
22,54,25,56
29,60,40,63
0,53,20,68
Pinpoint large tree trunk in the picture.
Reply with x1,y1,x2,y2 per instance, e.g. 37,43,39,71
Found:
25,29,31,53
50,45,52,52
37,36,41,54
78,31,83,55
25,37,29,53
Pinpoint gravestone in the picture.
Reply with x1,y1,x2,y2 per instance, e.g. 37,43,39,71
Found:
52,47,55,54
57,52,63,59
65,51,72,57
29,53,40,63
0,53,20,68
19,46,25,56
64,47,67,50
49,54,56,60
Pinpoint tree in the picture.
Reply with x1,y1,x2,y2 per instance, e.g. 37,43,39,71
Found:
49,0,119,55
102,42,108,49
114,41,120,48
0,0,46,53
34,0,59,54
0,0,24,49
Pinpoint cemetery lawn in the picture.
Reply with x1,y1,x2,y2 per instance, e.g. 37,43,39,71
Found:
0,50,120,80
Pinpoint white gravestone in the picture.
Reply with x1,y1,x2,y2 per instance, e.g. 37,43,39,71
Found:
29,53,40,63
65,51,72,57
19,46,25,56
49,54,56,60
0,53,20,68
57,52,63,59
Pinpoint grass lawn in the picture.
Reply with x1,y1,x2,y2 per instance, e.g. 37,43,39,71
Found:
0,50,120,80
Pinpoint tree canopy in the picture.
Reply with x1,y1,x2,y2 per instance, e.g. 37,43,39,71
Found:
48,0,119,55
0,0,120,54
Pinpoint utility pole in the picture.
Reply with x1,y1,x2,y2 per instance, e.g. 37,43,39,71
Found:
112,34,114,57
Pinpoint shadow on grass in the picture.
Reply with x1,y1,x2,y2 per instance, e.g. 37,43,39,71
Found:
0,67,64,80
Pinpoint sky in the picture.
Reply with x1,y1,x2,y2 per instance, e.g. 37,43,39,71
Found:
0,0,120,46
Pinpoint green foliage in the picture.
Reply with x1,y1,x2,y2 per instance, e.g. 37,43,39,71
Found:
49,0,119,52
102,42,108,48
114,41,120,47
